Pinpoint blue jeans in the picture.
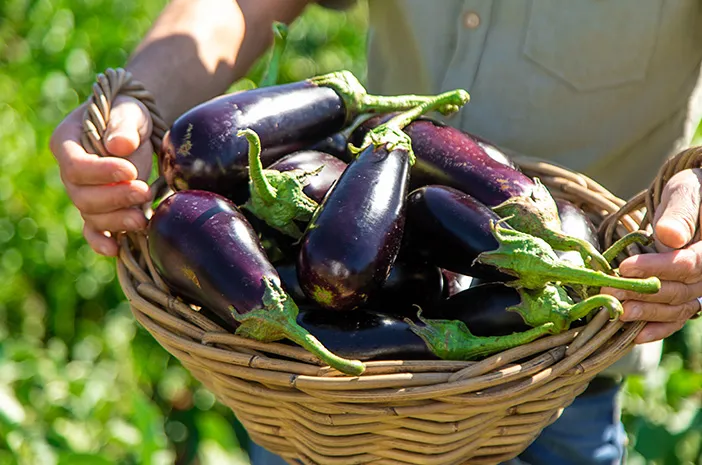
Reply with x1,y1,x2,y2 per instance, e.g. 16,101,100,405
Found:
248,385,626,465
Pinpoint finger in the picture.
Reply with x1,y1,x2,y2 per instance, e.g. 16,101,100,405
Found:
652,168,702,250
104,96,153,157
83,224,119,257
66,180,152,215
51,112,138,185
602,279,702,305
123,139,154,183
620,298,701,323
635,321,686,344
83,208,148,233
617,241,702,283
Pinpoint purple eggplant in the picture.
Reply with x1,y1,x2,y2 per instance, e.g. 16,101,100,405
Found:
296,308,435,361
296,139,411,310
297,90,470,311
367,260,444,313
266,150,347,203
159,71,460,203
406,185,660,295
555,199,600,263
404,185,514,281
147,190,365,375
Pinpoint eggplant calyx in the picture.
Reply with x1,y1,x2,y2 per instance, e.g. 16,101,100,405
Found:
475,221,661,294
238,129,319,239
405,310,555,361
509,284,575,333
232,277,366,376
602,231,653,264
493,179,612,274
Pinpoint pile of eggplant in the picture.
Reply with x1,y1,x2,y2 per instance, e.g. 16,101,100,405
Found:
146,65,661,376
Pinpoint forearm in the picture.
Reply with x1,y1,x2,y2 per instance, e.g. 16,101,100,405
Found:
125,0,311,125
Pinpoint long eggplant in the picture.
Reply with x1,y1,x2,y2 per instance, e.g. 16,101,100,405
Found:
555,199,600,265
351,116,611,272
296,308,435,361
404,185,514,281
147,190,364,375
297,90,470,311
267,150,347,203
406,185,660,294
159,71,461,203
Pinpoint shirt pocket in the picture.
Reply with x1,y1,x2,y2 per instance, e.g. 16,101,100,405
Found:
522,0,663,92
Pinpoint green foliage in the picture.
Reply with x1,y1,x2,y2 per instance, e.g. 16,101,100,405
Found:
0,0,700,464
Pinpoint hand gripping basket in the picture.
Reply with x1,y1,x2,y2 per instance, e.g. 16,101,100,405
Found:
81,69,702,465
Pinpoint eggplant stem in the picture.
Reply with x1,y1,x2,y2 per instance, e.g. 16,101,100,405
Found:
239,129,277,204
350,89,470,166
309,71,469,123
259,21,288,88
476,221,661,294
603,231,653,264
232,278,365,376
566,294,623,322
406,311,554,361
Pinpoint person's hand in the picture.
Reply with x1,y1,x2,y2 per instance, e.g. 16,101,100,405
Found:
602,168,702,344
50,96,155,257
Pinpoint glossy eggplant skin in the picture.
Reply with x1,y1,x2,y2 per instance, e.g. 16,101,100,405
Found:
267,150,348,203
368,260,444,312
296,308,434,361
351,115,527,205
147,190,279,329
441,270,474,298
425,283,529,337
276,261,308,304
160,82,346,203
404,185,513,282
297,144,411,311
306,133,353,162
556,200,600,249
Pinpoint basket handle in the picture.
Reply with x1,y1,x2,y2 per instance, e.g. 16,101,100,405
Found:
81,67,168,157
600,145,702,249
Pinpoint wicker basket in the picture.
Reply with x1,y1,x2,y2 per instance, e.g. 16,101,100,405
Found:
81,69,702,465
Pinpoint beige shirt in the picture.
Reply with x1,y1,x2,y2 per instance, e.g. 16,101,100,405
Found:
365,0,702,199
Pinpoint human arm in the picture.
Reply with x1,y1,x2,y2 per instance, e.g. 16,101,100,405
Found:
50,0,313,256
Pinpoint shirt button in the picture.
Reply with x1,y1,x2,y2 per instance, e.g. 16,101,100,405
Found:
463,11,481,29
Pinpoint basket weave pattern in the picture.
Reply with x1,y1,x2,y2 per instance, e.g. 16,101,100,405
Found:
85,68,702,465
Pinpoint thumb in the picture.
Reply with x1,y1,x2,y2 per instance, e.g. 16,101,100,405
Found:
653,168,702,249
104,95,153,157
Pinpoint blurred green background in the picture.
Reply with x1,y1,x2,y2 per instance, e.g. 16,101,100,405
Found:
0,1,700,464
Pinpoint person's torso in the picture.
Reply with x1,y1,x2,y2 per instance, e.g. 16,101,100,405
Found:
365,0,702,198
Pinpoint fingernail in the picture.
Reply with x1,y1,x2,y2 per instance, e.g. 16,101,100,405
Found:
99,245,112,256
